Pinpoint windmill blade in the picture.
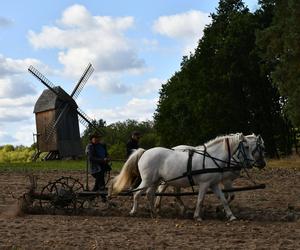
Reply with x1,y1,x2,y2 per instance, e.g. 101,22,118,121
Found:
28,65,59,96
77,108,104,135
71,63,94,100
45,104,70,141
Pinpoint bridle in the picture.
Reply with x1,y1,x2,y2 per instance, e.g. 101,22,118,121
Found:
231,139,253,168
250,136,265,167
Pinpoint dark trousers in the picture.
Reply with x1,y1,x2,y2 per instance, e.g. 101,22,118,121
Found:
92,171,105,191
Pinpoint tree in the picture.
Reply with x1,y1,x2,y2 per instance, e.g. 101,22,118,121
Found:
81,119,159,158
257,0,300,127
81,119,106,147
155,0,292,156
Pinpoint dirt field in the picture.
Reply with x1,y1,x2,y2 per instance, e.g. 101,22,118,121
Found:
0,166,299,250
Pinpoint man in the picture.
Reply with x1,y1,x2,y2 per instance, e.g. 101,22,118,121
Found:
86,133,110,192
126,131,141,158
126,131,142,188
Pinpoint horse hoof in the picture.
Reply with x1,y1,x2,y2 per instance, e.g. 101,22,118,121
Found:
129,211,136,216
229,216,237,221
194,217,203,222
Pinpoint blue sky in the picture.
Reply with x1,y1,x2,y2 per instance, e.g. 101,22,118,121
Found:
0,0,258,146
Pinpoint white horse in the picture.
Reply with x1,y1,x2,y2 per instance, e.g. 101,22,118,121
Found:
110,133,254,221
154,134,266,214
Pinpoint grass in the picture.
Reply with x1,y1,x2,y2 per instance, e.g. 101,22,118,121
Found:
1,155,299,172
0,160,124,172
267,154,300,169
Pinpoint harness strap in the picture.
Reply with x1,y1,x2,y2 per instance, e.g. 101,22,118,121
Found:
226,138,231,168
205,150,221,168
186,150,195,187
202,144,207,169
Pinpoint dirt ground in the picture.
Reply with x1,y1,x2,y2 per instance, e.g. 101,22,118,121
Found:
0,167,299,250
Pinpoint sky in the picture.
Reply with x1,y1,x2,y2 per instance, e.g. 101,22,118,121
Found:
0,0,258,146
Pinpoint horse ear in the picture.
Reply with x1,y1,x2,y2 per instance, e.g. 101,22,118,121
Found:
257,134,262,141
238,133,245,141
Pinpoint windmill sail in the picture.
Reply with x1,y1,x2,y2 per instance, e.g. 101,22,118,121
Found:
28,66,59,96
45,104,70,141
77,108,104,135
71,63,94,99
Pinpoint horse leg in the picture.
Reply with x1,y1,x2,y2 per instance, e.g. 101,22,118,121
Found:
211,184,236,221
174,187,186,215
146,185,157,218
130,189,143,216
154,184,168,213
194,183,209,221
223,179,235,203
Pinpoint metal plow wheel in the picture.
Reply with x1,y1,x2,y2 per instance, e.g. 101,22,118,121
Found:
39,177,84,214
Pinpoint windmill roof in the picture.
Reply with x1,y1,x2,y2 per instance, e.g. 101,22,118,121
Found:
33,86,78,113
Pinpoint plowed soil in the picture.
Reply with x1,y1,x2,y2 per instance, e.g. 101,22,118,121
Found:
0,166,299,249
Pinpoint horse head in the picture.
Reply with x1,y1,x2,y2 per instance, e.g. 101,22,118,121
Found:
245,134,266,169
233,133,256,168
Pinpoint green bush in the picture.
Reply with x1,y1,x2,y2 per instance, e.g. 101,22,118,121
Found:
0,145,35,163
2,145,14,152
108,143,126,160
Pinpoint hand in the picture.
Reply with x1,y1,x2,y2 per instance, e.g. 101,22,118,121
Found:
104,157,110,163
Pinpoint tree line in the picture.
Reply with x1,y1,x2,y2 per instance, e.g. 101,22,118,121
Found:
81,119,159,159
154,0,300,157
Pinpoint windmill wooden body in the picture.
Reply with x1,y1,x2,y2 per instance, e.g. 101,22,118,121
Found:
29,63,102,160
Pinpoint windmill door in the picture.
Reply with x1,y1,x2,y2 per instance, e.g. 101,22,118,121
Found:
35,110,58,152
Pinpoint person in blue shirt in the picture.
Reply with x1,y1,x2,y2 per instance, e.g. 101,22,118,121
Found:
86,133,110,192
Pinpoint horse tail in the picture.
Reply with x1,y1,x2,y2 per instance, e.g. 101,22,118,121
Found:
111,148,145,195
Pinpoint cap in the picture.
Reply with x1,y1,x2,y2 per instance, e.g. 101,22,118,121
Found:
89,133,102,141
132,131,141,136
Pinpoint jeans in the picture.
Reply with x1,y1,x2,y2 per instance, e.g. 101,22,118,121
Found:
92,171,105,191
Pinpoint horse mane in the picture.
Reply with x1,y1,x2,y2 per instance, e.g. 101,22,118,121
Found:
204,133,242,148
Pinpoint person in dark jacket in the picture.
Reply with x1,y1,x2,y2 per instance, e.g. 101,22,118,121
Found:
86,133,110,192
126,131,142,188
126,131,141,158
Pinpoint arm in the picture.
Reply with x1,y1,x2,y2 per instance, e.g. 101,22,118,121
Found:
86,144,106,165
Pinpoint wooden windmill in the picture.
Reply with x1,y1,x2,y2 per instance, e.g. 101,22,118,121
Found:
29,63,102,160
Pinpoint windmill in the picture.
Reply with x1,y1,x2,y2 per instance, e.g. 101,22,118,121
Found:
29,63,102,160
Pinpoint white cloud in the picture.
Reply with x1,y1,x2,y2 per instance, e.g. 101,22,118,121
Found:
0,96,36,107
0,107,32,123
89,74,163,96
0,131,15,144
0,54,42,100
0,54,41,141
0,17,13,28
90,73,129,94
14,122,36,146
28,4,145,78
87,97,158,124
134,78,164,96
0,54,47,76
0,77,36,98
153,10,211,54
60,4,92,28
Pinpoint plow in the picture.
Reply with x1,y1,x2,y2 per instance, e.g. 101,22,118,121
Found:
20,174,266,215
